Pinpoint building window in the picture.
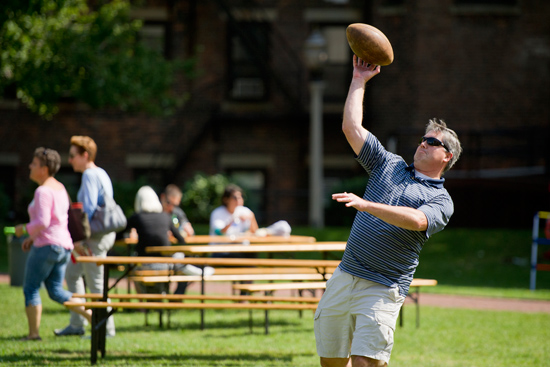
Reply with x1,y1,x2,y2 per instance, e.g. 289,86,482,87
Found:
382,0,405,6
228,169,266,223
378,0,407,16
131,7,172,59
228,22,270,101
139,23,169,57
319,25,352,103
451,0,520,15
454,0,517,5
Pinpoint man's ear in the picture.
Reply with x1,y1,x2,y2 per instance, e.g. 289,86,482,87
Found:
444,152,453,163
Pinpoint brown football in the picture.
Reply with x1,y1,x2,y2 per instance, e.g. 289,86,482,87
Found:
346,23,394,66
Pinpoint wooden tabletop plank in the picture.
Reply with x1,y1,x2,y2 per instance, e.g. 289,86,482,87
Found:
76,256,341,268
116,234,316,246
185,235,317,244
232,278,437,292
64,301,318,310
71,293,321,302
145,242,347,254
233,282,328,291
129,267,339,276
130,273,331,282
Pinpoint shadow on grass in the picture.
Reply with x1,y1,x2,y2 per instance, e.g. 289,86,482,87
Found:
0,350,90,365
115,310,307,332
114,315,302,335
0,350,315,365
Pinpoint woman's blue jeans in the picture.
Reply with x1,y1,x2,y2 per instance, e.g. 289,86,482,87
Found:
23,244,72,307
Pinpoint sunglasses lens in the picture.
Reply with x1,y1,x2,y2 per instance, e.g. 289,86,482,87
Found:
428,138,440,146
421,137,441,147
420,136,450,152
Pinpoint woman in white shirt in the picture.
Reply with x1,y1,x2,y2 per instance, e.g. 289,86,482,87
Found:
209,184,258,237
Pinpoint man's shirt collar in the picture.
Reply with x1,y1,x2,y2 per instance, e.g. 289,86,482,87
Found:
406,164,445,189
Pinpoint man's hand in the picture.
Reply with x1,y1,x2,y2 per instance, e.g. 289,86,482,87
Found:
342,56,380,155
333,191,428,231
14,224,26,238
21,237,33,252
332,192,368,211
352,55,381,83
73,242,91,256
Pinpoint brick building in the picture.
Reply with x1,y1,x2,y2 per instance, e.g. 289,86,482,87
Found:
1,0,549,228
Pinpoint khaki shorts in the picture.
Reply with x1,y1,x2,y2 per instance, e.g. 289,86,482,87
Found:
314,268,406,363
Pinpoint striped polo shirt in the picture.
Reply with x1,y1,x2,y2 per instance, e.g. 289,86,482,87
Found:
339,133,454,296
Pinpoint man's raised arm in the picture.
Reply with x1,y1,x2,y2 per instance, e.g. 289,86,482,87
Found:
342,55,381,155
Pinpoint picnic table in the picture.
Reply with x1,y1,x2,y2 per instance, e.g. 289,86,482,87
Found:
116,234,316,246
73,255,341,364
144,241,346,257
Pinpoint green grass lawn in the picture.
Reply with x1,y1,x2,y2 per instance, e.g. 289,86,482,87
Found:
1,284,549,366
2,226,550,365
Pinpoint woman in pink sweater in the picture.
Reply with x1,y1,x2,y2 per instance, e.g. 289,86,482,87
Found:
15,148,91,341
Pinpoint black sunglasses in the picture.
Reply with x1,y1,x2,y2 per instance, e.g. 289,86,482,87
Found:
420,136,449,152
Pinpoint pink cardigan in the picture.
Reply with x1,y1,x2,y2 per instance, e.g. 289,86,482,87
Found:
26,186,73,250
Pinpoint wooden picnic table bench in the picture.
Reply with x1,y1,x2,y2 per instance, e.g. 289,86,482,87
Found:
233,278,438,328
69,292,321,329
116,234,316,246
129,266,338,277
144,242,346,257
72,256,340,365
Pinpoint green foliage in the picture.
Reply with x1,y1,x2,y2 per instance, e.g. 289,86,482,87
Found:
0,0,194,119
413,227,550,291
112,177,148,217
181,173,232,224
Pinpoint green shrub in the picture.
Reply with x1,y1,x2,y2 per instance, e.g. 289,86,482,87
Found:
181,173,232,224
112,177,149,217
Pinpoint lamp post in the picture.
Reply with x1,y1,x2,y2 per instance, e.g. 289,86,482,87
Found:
304,29,328,228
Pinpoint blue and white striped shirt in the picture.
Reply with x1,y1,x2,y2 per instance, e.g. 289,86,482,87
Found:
339,133,453,296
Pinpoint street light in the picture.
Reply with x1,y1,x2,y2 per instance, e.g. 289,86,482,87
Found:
304,29,328,228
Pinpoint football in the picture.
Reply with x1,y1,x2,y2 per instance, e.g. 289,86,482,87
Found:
346,23,394,66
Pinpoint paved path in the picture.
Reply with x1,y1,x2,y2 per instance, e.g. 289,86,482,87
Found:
3,273,549,314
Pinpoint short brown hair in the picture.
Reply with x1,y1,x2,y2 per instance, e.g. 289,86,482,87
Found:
34,147,61,176
425,118,462,172
70,135,97,162
163,184,183,198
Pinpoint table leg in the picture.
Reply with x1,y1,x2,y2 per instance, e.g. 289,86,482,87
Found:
91,309,99,365
200,268,205,330
415,287,420,328
99,265,110,358
264,310,269,335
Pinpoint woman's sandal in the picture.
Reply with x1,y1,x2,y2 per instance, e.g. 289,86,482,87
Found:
20,335,42,341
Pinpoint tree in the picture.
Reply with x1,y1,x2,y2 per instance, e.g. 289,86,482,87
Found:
0,0,193,119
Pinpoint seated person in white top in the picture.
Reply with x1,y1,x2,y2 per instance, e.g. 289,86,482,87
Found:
209,184,258,258
210,184,258,238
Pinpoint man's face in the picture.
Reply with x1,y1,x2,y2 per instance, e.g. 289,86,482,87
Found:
162,193,182,213
68,145,87,173
413,131,452,173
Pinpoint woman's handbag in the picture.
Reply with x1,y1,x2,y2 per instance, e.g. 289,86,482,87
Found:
89,191,127,236
67,201,91,242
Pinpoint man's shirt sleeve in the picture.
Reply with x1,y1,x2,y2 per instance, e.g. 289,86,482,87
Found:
417,193,454,238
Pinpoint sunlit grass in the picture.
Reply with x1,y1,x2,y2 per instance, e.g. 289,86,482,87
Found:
1,284,549,366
